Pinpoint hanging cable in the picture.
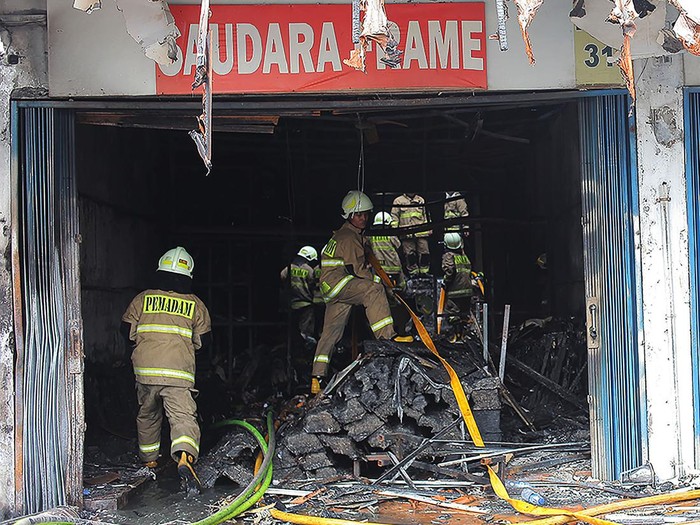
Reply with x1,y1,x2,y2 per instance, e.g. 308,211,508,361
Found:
356,113,365,194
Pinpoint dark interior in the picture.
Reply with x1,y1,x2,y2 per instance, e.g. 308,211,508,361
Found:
75,98,585,444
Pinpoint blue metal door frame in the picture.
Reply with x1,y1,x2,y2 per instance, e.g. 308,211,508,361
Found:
684,88,700,465
579,92,646,480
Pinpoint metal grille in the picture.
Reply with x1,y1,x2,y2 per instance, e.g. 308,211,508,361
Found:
579,94,645,480
18,107,83,512
685,89,700,466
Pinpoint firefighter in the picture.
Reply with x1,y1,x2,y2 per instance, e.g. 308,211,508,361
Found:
369,211,410,337
441,233,473,341
391,192,431,277
444,191,469,236
312,191,411,394
121,246,211,494
280,245,319,343
368,212,404,288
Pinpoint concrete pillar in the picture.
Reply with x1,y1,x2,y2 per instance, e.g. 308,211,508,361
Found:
634,54,695,481
0,2,47,518
0,72,16,519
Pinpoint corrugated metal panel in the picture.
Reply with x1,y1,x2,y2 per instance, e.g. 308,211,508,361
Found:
685,89,700,466
579,94,645,480
18,107,83,512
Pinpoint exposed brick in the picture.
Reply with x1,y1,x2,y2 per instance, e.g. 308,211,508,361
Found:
346,413,383,441
331,397,366,425
284,431,324,455
318,434,361,459
299,452,333,471
303,411,341,434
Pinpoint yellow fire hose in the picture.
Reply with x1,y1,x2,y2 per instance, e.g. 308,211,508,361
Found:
521,489,700,525
436,287,446,334
245,257,700,525
270,508,394,525
367,253,621,525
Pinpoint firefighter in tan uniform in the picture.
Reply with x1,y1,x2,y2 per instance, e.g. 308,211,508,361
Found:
121,246,211,494
444,191,469,237
441,233,474,342
391,193,431,277
369,211,410,336
280,246,319,341
311,191,411,394
368,212,404,286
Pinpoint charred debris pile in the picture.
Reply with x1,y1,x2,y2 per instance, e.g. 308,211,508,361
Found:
199,317,590,488
199,342,500,487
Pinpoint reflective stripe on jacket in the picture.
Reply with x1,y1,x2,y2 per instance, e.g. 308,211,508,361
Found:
280,257,317,309
368,235,403,274
320,222,374,303
122,289,211,387
444,195,469,232
312,266,324,304
442,251,473,298
391,194,431,238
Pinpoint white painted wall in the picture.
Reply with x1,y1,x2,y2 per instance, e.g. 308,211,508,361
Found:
684,53,700,85
0,2,48,517
634,54,695,481
48,0,576,96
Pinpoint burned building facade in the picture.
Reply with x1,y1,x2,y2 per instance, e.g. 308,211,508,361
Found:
2,0,700,519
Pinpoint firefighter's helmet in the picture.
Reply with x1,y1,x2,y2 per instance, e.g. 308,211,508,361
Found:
373,211,393,226
158,246,194,278
298,246,318,261
341,190,373,219
444,233,463,250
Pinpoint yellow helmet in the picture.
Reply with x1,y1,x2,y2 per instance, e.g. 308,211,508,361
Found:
341,190,373,219
158,246,194,278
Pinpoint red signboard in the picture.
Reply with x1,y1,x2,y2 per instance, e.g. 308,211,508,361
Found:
156,3,487,94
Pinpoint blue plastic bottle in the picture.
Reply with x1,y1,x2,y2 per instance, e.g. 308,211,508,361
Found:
521,487,547,506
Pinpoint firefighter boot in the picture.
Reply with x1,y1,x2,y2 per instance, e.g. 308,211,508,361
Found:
392,335,414,343
177,451,202,495
311,377,323,395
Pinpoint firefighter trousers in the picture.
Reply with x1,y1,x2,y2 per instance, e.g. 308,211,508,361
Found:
295,306,315,339
401,238,430,276
136,383,200,463
312,278,395,377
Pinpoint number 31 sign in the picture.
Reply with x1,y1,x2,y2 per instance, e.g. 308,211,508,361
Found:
575,27,623,87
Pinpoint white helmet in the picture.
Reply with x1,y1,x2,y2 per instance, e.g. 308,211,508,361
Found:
444,233,463,250
341,190,373,219
373,211,393,226
298,246,318,261
158,246,194,278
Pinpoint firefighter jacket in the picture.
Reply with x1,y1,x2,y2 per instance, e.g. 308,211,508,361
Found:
320,221,379,302
280,257,318,309
122,289,211,388
442,251,473,298
312,266,324,304
444,193,469,232
391,194,431,238
368,234,402,274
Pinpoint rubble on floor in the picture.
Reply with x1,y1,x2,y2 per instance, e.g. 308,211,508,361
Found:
501,317,589,432
73,317,700,525
207,341,500,485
